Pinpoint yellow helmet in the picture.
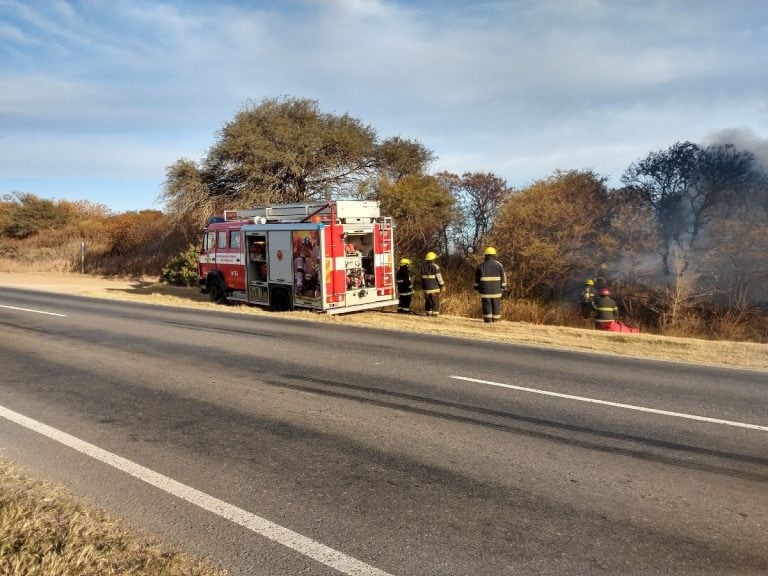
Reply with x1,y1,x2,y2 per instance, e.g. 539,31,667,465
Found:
399,258,411,266
484,246,497,256
585,279,594,286
425,251,437,261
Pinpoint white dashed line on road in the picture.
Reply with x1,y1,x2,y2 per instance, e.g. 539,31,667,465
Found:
451,375,768,432
0,304,66,317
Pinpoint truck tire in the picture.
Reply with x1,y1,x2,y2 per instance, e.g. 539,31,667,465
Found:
269,287,292,311
208,277,228,305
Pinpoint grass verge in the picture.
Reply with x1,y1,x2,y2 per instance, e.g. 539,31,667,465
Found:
0,458,228,576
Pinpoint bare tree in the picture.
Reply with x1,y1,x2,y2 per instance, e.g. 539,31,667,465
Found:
162,159,212,225
699,173,768,311
622,141,758,275
437,171,512,255
644,247,713,334
608,187,659,291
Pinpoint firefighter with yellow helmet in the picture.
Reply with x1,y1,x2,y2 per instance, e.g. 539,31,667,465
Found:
420,251,445,316
474,246,507,323
579,278,597,318
396,258,413,314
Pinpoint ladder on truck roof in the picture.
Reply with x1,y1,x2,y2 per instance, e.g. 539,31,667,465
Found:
223,200,381,224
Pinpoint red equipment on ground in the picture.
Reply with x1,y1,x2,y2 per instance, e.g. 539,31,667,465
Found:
598,321,640,333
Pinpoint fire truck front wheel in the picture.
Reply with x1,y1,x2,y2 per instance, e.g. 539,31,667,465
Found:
208,276,228,305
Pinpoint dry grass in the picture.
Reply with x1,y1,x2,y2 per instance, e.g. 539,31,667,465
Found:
0,459,227,576
332,308,768,371
0,256,74,274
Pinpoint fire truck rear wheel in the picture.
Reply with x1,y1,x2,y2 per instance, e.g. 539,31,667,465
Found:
270,288,292,311
209,278,228,305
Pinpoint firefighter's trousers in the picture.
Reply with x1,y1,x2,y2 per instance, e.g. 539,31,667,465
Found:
481,297,501,322
424,293,440,316
398,294,412,313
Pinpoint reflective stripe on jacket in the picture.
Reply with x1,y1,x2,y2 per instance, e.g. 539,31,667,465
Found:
592,295,618,323
474,256,507,298
420,262,444,294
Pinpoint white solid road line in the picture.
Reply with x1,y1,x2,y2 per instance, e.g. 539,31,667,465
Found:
0,404,395,576
0,304,66,317
451,375,768,432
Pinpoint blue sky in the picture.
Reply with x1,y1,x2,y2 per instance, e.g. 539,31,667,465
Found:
2,0,767,213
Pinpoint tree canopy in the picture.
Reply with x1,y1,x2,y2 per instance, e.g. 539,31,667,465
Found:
0,193,72,240
376,136,435,182
163,97,438,224
377,174,455,258
488,170,615,299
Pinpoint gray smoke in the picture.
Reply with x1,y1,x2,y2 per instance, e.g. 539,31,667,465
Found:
704,128,768,171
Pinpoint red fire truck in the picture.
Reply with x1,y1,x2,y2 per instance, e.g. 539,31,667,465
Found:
199,200,397,314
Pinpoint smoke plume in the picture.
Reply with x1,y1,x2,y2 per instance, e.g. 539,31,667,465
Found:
704,128,768,170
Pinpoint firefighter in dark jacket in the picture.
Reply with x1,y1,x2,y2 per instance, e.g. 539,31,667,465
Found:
474,246,507,323
594,263,612,292
396,258,413,314
420,251,445,317
592,287,618,330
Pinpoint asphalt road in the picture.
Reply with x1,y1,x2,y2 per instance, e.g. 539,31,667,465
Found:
0,287,766,575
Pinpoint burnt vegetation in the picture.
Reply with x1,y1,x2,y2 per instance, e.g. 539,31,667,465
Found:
3,97,767,341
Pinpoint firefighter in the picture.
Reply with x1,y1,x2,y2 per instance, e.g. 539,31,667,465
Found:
396,258,413,314
579,278,597,318
474,246,507,323
594,263,612,292
592,287,618,330
420,251,445,317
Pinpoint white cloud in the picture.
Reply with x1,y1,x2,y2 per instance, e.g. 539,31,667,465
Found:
0,75,92,115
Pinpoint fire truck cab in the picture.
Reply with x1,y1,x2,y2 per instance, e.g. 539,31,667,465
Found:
199,200,397,314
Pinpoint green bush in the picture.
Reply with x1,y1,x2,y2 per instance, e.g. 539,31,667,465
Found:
161,244,199,287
